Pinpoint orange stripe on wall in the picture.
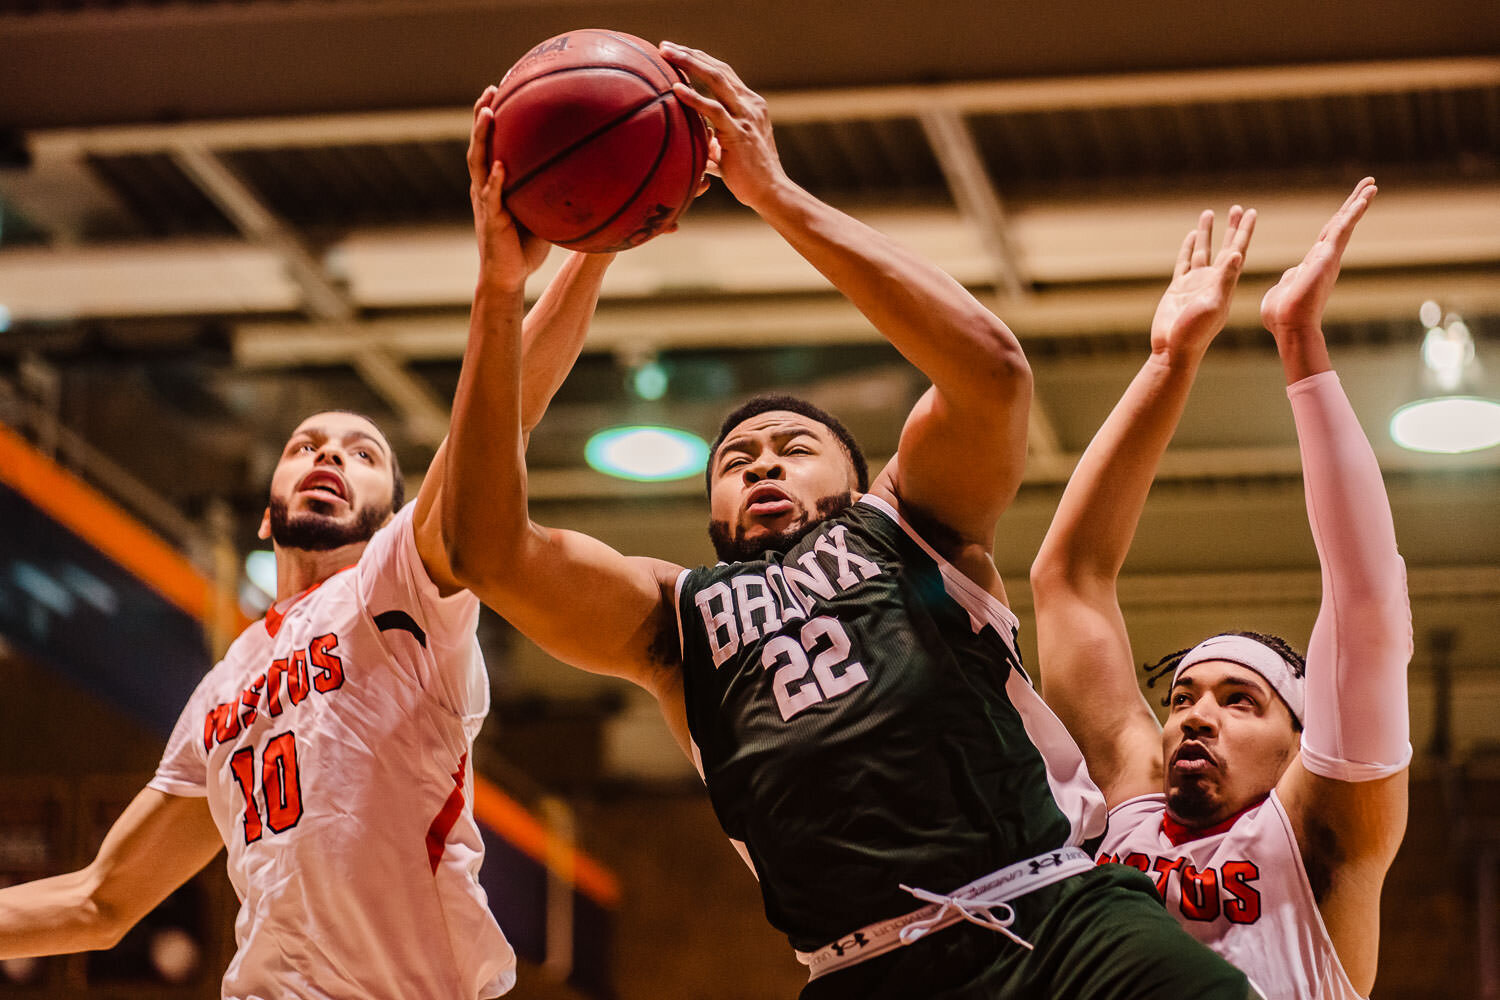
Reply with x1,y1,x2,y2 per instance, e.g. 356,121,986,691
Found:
472,776,622,909
0,422,212,621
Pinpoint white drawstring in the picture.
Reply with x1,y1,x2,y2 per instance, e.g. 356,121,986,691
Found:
896,884,1035,951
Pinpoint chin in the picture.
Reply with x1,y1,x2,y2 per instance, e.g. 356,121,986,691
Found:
1166,783,1222,826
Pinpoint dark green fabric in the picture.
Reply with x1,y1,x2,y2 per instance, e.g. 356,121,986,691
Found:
678,502,1073,952
798,865,1249,1000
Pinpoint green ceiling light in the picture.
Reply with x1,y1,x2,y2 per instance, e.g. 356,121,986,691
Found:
585,426,709,482
1390,305,1500,454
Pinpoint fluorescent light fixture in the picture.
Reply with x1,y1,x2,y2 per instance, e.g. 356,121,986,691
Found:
585,426,708,481
1389,396,1500,454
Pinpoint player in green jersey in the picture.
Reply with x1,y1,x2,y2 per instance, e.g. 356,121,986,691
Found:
442,42,1253,998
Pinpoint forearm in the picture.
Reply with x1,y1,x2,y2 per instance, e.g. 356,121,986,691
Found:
1033,352,1200,588
753,181,1027,404
441,275,533,585
1292,370,1412,779
0,871,115,957
519,251,613,434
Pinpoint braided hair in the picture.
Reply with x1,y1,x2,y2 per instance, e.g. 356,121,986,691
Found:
1143,630,1307,729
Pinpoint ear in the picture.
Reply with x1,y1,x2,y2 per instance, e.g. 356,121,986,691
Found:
258,507,271,541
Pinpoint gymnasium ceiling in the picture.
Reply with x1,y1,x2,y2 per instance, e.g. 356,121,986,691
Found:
2,0,1498,780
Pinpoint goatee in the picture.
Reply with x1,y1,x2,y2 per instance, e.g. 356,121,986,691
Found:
708,491,854,563
1165,783,1221,828
269,496,388,552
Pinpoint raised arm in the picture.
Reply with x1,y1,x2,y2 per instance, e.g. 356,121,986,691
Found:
428,87,690,746
414,87,616,595
0,789,222,959
1030,207,1254,806
662,42,1030,552
1266,179,1410,994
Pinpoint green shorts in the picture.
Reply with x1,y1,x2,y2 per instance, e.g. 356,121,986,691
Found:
799,863,1248,1000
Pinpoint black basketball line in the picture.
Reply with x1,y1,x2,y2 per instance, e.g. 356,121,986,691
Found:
596,31,677,90
497,67,670,196
558,99,676,247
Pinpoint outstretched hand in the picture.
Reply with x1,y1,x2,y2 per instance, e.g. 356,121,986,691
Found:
659,41,790,212
1150,205,1257,366
1260,177,1376,345
467,86,551,286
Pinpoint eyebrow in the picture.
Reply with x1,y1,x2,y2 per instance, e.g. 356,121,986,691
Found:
287,427,390,460
1170,674,1270,697
717,425,822,460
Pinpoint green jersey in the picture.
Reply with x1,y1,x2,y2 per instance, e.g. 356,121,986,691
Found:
674,494,1105,952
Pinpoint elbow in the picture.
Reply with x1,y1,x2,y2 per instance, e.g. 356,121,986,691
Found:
443,521,531,599
70,873,132,951
1028,554,1070,608
90,906,130,951
1029,547,1113,612
981,322,1032,396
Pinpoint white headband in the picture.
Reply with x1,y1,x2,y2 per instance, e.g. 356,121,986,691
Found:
1171,634,1304,726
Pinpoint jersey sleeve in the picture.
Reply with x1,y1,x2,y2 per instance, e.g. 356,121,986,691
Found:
355,503,484,714
148,674,215,798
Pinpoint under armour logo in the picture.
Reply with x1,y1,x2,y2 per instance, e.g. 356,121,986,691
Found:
1028,852,1065,875
828,931,869,956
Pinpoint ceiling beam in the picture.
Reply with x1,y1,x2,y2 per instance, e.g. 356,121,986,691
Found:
229,267,1500,367
918,107,1027,298
7,182,1497,328
23,57,1499,157
168,144,450,446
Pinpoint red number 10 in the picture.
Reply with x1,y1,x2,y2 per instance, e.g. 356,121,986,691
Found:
228,731,303,843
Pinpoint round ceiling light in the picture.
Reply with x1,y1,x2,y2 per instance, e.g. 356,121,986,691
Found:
1389,396,1500,454
585,425,709,481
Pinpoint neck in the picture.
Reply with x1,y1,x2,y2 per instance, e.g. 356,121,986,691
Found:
274,541,367,600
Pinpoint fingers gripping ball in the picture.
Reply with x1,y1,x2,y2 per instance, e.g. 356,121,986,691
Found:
489,29,709,253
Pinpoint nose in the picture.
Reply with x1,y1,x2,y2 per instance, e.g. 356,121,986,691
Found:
314,445,345,467
742,453,783,484
1181,696,1218,738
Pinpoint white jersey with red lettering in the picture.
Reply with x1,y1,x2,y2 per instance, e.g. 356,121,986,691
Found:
149,504,513,1000
1098,790,1361,1000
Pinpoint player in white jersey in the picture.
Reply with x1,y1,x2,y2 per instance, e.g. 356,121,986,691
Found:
0,91,616,998
1030,178,1412,999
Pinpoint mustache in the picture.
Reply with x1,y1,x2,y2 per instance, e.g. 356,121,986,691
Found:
707,491,853,563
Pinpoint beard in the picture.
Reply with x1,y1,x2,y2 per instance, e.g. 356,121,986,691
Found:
268,496,389,552
707,491,854,563
1165,778,1223,827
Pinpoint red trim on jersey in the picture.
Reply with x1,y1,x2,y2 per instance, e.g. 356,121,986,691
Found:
263,565,356,637
1161,795,1267,846
426,752,469,874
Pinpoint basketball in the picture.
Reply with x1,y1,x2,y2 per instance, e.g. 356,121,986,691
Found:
489,29,709,253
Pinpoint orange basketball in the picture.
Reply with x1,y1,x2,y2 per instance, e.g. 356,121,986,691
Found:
489,29,709,253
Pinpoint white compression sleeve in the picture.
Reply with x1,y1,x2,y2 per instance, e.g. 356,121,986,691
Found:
1290,370,1413,781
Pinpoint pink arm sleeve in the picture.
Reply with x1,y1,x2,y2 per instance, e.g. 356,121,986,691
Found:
1290,370,1413,781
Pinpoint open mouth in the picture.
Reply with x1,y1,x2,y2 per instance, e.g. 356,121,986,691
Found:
296,470,349,503
1171,742,1218,774
744,482,794,517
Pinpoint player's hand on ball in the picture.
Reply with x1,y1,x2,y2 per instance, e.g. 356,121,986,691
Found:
467,87,550,284
660,42,789,211
1149,205,1256,367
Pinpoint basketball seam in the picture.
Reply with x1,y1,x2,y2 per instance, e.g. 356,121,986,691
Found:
562,98,677,247
497,70,670,196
